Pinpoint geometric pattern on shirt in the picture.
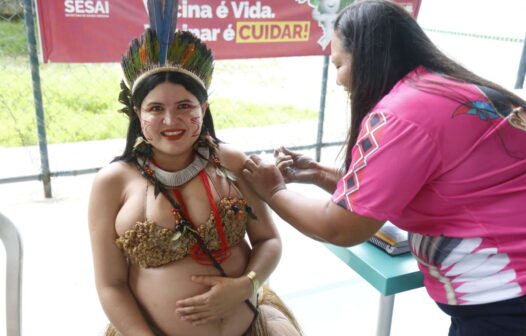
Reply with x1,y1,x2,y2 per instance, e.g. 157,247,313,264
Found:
409,233,522,305
333,111,387,211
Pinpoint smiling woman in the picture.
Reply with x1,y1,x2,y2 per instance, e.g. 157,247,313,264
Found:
87,1,303,336
134,77,209,168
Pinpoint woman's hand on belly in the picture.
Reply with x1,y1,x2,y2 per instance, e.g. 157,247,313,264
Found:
175,274,253,326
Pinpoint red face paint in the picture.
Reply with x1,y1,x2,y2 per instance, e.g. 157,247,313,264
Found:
138,82,205,166
190,116,201,137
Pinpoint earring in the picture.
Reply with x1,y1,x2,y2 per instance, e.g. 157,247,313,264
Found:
132,136,153,158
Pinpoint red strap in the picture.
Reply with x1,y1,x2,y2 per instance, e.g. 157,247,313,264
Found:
171,171,230,265
149,157,160,167
200,171,228,250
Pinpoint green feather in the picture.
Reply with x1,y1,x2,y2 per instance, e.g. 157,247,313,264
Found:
122,28,215,91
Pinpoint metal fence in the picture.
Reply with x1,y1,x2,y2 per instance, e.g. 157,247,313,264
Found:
0,0,349,198
1,0,525,198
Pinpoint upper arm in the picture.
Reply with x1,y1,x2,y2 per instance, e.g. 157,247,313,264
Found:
218,145,280,246
332,111,442,220
88,163,130,290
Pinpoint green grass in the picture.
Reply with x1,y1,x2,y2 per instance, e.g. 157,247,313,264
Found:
0,20,316,147
0,20,26,57
210,98,316,128
0,60,316,147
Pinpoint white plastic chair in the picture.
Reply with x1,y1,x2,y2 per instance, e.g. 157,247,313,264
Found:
0,213,22,336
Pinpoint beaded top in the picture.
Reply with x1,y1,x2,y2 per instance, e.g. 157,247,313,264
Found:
115,198,249,268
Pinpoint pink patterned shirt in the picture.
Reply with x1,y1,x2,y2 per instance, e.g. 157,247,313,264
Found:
332,66,526,305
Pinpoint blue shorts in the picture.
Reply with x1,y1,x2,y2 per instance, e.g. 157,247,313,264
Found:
436,296,526,336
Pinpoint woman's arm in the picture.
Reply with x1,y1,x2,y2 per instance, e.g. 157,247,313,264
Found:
175,145,281,325
232,148,282,289
88,164,156,336
274,147,342,193
242,155,385,246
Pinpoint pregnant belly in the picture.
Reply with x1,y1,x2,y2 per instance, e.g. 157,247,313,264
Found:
129,243,255,336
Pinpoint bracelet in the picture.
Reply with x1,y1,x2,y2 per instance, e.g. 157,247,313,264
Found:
245,270,260,295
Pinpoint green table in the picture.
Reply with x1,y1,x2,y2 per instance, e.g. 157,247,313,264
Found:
325,242,424,336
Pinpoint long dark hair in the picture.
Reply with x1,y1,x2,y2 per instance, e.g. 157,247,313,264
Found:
113,71,218,162
335,0,526,169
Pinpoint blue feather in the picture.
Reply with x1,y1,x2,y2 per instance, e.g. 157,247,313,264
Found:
147,0,161,34
160,0,174,64
147,0,178,64
467,101,499,120
169,0,179,44
161,0,173,40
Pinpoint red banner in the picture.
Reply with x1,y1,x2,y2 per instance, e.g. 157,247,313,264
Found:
35,0,421,63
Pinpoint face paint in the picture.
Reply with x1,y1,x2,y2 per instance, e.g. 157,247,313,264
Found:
141,118,154,141
138,82,205,168
190,116,201,137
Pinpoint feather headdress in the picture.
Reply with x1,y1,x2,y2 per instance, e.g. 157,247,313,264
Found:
121,0,214,93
